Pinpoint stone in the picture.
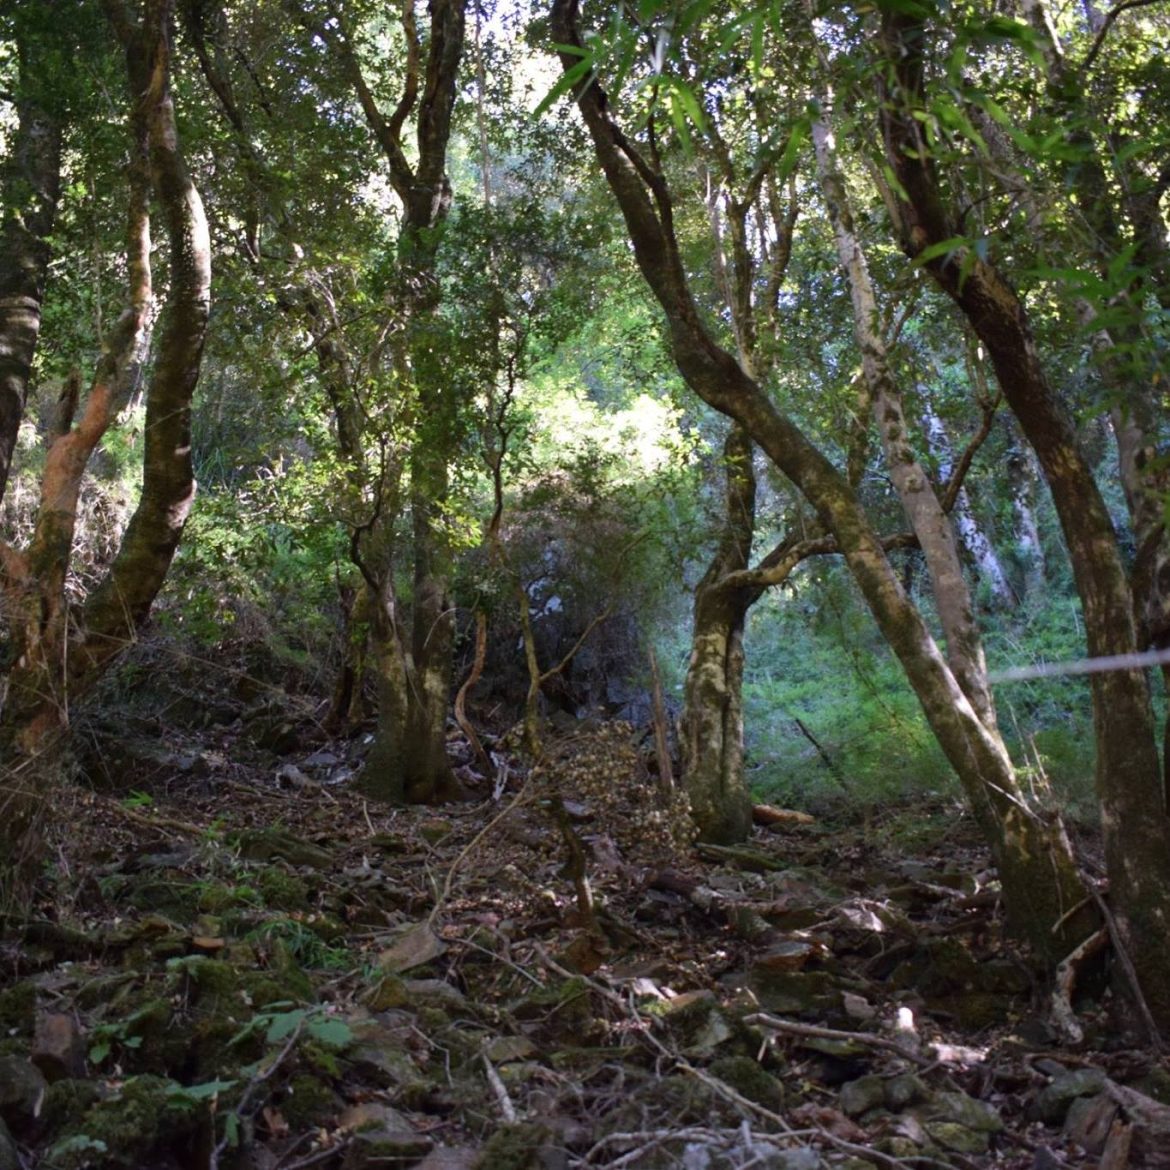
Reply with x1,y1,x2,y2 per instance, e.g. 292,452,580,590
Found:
840,1075,886,1117
884,1073,928,1111
0,1055,47,1127
1036,1068,1109,1125
931,1091,1004,1134
924,1121,989,1154
1064,1094,1118,1153
32,1012,85,1081
342,1127,434,1168
413,1150,478,1170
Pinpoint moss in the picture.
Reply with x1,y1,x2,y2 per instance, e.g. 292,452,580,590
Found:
266,939,314,1001
63,1075,200,1168
124,878,201,920
708,1055,785,1111
196,882,260,914
241,975,297,1010
281,1074,338,1129
40,1078,103,1135
258,866,310,911
472,1123,553,1170
0,982,35,1037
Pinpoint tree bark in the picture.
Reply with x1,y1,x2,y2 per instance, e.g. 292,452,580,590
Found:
328,0,467,803
681,425,755,843
0,0,210,879
0,26,63,504
877,6,1170,1029
549,0,1093,962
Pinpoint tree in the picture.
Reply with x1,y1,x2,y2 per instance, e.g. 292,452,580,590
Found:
548,0,1095,965
0,0,211,881
0,3,66,504
872,0,1170,1029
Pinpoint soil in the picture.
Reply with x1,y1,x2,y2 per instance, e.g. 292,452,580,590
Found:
1,652,1167,1170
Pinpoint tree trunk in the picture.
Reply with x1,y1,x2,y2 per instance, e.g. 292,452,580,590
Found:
0,32,63,504
550,0,1093,962
1006,440,1046,599
877,7,1170,1029
921,408,1015,609
680,425,755,843
0,0,210,881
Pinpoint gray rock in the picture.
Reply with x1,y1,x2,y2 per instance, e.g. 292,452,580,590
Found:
884,1072,928,1110
932,1090,1004,1133
840,1074,886,1117
0,1055,47,1126
1036,1068,1109,1125
924,1121,990,1154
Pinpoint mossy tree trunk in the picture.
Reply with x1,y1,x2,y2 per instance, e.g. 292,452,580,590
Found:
325,0,467,803
550,0,1094,964
681,425,755,843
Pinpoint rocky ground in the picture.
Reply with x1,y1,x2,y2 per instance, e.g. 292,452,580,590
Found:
2,661,1169,1169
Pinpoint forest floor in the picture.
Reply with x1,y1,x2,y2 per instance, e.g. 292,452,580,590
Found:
2,650,1169,1170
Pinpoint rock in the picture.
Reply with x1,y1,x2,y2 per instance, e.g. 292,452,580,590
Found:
1064,1093,1118,1153
32,1013,85,1081
484,1036,538,1064
884,1073,928,1110
0,982,36,1037
746,968,841,1017
347,1019,424,1088
0,1118,19,1170
377,924,446,974
236,827,333,869
341,1126,435,1169
768,1151,820,1170
923,1121,990,1154
412,1150,478,1170
708,1056,785,1111
840,1075,885,1118
1036,1068,1109,1125
931,1091,1004,1134
0,1055,47,1128
405,979,469,1014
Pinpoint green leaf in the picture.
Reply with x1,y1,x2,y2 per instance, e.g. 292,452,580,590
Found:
264,1008,308,1044
305,1017,353,1049
171,1079,237,1102
916,235,970,263
89,1040,111,1064
535,50,595,119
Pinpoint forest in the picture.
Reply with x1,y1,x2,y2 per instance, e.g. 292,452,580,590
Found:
0,0,1169,1166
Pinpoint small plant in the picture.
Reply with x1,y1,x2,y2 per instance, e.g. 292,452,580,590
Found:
246,917,351,969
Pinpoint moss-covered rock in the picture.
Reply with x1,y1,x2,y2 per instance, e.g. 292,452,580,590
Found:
0,983,35,1038
258,866,310,911
56,1075,201,1168
708,1056,785,1112
472,1123,553,1170
282,1074,340,1129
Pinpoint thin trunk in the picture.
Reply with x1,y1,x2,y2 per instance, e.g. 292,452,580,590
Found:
921,407,1015,610
0,39,63,504
1006,440,1046,599
878,7,1170,1030
550,0,1093,961
813,111,997,726
681,425,755,843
